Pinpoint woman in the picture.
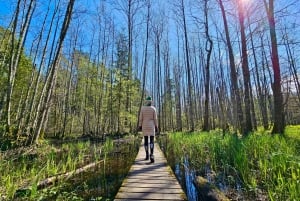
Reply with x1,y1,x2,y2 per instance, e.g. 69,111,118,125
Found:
138,96,158,163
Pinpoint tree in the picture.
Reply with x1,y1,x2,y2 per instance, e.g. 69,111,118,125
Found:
217,0,244,133
6,0,36,134
174,0,194,131
29,0,76,145
0,26,33,142
263,0,285,134
237,0,253,135
137,0,151,131
202,0,213,131
113,0,145,132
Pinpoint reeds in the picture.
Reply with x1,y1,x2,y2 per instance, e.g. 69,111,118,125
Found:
163,126,300,200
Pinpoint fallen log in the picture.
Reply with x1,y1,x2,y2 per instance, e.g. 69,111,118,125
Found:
15,160,104,197
194,176,230,201
38,159,104,189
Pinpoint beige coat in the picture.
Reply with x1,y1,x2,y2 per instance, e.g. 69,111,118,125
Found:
139,106,158,136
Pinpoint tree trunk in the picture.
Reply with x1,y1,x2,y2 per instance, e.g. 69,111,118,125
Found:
29,0,75,145
203,0,213,131
237,0,253,135
137,0,150,132
263,0,285,134
6,0,36,134
175,27,183,131
283,27,300,107
181,0,194,131
218,0,244,133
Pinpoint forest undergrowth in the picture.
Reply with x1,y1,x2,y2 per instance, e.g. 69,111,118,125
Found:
0,135,139,200
161,125,300,201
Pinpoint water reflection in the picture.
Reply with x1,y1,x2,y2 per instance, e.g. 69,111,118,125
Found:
183,157,199,201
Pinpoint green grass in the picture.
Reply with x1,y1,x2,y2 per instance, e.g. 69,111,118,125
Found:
0,140,106,200
163,126,300,201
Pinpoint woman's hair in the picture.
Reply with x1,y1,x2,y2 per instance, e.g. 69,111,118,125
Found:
145,96,152,106
145,100,152,106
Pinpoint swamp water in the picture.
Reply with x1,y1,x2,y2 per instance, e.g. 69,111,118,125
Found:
158,135,245,201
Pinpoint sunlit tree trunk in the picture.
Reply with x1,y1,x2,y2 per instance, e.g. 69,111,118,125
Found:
137,0,150,131
215,31,229,134
6,0,36,134
237,0,253,135
180,0,194,131
174,27,182,131
282,27,300,111
16,0,52,139
218,0,244,133
29,0,75,145
249,23,268,130
263,0,285,134
203,0,213,131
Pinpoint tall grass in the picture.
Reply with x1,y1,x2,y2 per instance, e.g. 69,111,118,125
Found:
164,127,300,200
0,140,109,200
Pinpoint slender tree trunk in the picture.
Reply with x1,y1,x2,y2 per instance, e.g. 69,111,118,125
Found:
250,24,268,130
6,0,36,134
156,35,162,131
263,0,285,134
137,0,150,131
237,0,252,135
29,0,75,145
62,44,77,138
175,27,182,131
218,0,244,133
181,0,194,131
203,0,213,131
16,0,50,137
283,27,300,106
24,1,61,144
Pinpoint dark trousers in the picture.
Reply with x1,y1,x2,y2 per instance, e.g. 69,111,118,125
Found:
144,136,154,155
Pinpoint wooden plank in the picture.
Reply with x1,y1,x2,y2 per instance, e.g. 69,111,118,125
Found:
115,192,185,200
121,182,182,189
118,187,182,193
114,142,187,201
115,199,183,201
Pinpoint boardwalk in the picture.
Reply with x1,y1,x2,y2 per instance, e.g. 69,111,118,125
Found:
114,142,187,201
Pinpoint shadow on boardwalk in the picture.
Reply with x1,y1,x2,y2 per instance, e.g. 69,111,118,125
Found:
114,143,187,201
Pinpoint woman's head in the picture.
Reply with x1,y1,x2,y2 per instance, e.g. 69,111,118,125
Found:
145,96,152,106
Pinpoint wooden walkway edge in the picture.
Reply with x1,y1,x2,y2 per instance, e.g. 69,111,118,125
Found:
114,142,187,201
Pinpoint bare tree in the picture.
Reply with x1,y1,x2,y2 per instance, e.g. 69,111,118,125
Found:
174,26,183,131
263,0,285,134
137,0,151,131
6,0,36,134
173,0,194,131
217,0,244,133
237,0,253,135
29,0,76,145
202,0,213,131
113,0,145,132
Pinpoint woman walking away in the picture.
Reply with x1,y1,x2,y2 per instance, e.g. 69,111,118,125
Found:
138,96,158,163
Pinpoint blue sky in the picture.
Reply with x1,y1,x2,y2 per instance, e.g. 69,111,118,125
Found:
0,0,299,90
0,0,12,27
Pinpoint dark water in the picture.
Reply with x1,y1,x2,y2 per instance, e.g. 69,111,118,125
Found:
176,157,199,201
158,135,247,201
158,136,199,201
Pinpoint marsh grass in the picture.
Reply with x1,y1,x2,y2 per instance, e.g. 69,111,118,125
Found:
0,139,111,200
162,126,300,201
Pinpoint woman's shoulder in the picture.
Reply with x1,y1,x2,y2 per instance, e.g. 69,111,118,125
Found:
142,106,156,110
150,106,157,111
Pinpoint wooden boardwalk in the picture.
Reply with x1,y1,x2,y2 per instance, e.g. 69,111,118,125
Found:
114,142,187,201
